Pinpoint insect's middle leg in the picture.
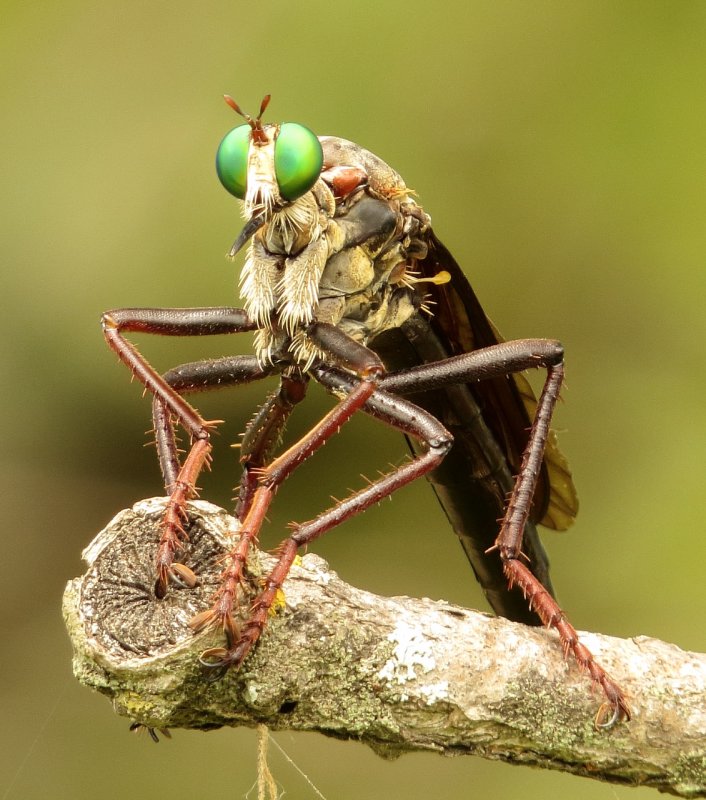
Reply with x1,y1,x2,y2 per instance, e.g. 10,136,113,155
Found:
198,372,454,673
102,307,260,594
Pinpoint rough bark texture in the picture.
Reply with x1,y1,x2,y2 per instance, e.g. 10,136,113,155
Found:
63,498,706,797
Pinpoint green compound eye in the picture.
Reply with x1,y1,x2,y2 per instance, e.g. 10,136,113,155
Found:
216,124,251,199
274,123,323,201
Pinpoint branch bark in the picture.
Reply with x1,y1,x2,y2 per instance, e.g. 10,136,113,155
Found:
63,498,706,797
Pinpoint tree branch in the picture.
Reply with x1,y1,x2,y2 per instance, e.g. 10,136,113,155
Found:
63,498,706,797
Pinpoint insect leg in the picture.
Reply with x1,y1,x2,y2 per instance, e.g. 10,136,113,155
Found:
234,372,309,520
197,367,453,674
148,354,278,587
382,338,629,726
495,361,630,728
101,307,257,594
152,354,269,490
154,367,307,520
191,327,386,661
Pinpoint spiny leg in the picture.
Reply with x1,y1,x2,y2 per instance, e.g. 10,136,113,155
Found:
150,354,274,591
191,370,384,663
493,361,630,727
102,307,257,594
383,339,629,726
234,372,309,521
192,324,387,659
151,354,272,489
200,375,453,672
152,357,298,521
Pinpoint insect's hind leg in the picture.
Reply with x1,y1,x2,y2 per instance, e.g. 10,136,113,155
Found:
382,338,630,726
494,360,630,728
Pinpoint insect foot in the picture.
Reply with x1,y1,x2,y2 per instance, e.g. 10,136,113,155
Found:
197,635,256,680
155,438,214,596
503,558,631,729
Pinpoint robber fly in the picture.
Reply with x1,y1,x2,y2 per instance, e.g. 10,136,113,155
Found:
102,95,629,727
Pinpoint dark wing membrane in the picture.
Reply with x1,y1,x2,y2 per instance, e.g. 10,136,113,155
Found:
369,232,578,624
418,233,578,531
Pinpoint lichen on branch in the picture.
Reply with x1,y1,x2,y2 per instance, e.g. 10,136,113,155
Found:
63,498,706,797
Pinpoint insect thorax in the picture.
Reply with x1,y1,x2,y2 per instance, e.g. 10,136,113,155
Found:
239,152,430,368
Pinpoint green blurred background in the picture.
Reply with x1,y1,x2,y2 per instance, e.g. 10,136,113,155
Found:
2,1,705,798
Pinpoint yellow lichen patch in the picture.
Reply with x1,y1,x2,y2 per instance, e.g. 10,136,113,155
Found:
269,587,287,616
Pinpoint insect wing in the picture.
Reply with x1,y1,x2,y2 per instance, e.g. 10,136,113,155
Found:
415,232,578,531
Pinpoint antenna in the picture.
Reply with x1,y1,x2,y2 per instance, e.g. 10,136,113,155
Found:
223,94,271,145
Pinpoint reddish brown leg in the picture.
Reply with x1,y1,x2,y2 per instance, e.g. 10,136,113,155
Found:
155,438,211,595
192,366,386,662
234,373,309,520
152,356,276,596
492,362,630,727
102,307,257,594
378,341,629,726
196,381,453,673
503,560,629,727
151,356,272,594
149,355,274,499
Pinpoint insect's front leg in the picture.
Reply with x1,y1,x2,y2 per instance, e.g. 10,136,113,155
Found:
152,354,269,490
234,372,309,520
148,353,283,590
191,324,390,670
101,307,257,594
